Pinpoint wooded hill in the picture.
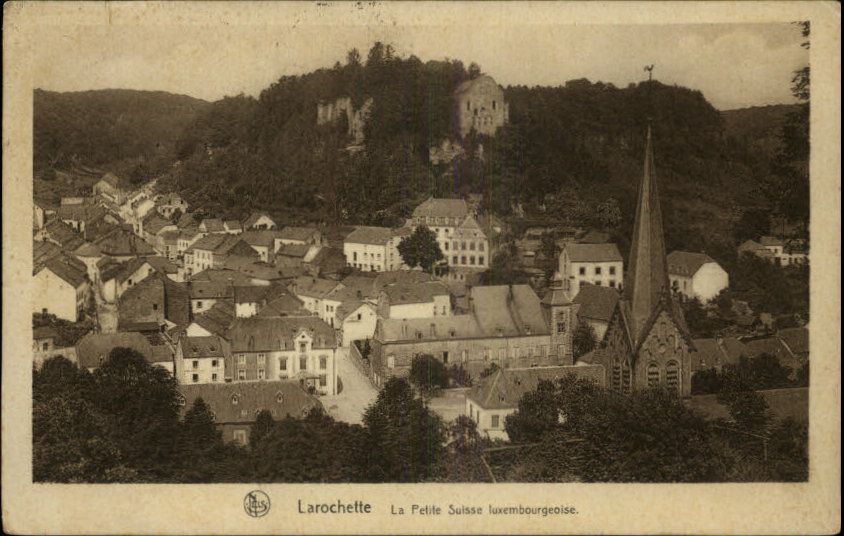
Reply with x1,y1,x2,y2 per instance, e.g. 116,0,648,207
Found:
35,44,807,259
33,89,209,178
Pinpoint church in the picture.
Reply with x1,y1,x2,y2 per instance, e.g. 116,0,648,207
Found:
588,126,695,396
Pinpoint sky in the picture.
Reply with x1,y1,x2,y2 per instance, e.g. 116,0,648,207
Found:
32,17,808,110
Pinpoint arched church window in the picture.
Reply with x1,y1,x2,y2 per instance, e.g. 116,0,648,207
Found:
621,361,632,394
647,362,660,388
611,363,622,392
665,360,680,394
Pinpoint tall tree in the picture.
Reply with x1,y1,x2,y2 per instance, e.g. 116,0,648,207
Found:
361,377,446,482
397,225,444,273
89,347,182,478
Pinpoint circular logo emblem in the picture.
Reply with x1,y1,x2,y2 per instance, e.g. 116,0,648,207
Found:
244,490,271,518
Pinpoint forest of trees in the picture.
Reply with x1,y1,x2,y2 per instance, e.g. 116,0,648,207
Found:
35,34,809,257
35,349,806,484
33,89,209,177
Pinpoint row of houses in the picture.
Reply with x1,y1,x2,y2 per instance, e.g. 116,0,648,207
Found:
558,241,730,304
738,236,809,267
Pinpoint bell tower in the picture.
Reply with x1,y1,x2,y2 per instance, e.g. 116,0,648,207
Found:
542,275,578,366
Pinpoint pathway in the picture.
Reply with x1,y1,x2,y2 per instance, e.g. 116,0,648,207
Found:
321,347,378,425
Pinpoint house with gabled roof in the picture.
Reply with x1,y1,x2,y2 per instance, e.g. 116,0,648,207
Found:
240,230,280,263
176,381,322,445
290,276,344,316
466,364,604,440
99,257,154,303
184,234,259,276
76,331,174,373
199,218,226,234
337,302,378,347
559,242,623,298
188,279,235,315
370,284,568,385
117,272,190,330
94,228,156,261
141,212,177,254
56,203,110,235
33,198,58,230
243,212,276,231
34,240,64,270
37,219,86,251
690,337,747,373
93,172,131,205
343,225,410,272
377,280,451,320
175,335,230,385
409,198,491,272
224,220,243,234
573,282,621,340
184,301,237,339
226,316,339,395
33,255,90,321
274,226,324,250
667,251,729,303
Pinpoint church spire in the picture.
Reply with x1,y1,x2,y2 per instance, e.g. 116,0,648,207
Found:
624,124,670,342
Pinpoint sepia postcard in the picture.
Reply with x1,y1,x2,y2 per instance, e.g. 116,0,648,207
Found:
2,1,841,534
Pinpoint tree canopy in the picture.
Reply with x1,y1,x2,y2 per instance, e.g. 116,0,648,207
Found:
397,226,444,273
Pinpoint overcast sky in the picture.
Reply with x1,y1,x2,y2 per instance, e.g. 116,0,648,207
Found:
33,19,807,110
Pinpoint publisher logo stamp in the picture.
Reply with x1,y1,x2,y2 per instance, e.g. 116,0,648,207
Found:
244,490,271,518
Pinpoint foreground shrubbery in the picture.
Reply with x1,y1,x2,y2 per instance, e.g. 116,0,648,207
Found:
35,352,806,483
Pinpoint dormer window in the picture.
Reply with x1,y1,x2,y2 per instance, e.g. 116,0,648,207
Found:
176,394,186,406
449,329,456,338
231,394,239,405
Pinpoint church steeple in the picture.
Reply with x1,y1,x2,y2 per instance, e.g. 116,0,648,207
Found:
624,124,671,342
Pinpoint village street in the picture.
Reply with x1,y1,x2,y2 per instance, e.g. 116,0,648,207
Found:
321,347,378,425
94,291,118,333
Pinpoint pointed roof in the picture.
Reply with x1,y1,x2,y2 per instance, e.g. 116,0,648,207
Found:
624,125,671,342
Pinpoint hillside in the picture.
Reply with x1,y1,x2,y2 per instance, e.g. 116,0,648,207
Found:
33,89,210,179
721,104,801,161
160,44,792,261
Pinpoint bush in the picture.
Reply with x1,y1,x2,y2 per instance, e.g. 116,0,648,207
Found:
448,364,472,387
408,354,449,394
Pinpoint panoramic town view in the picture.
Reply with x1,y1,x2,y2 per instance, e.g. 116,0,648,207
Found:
32,23,810,484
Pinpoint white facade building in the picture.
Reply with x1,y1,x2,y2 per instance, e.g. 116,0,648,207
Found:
559,243,624,298
176,335,229,385
343,226,409,272
667,251,729,303
408,197,490,271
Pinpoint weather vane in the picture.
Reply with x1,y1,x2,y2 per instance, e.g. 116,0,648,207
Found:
644,64,655,82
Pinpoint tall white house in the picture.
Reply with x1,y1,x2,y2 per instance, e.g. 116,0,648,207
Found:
666,251,729,303
343,226,409,272
408,197,490,271
33,256,90,321
558,243,623,298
